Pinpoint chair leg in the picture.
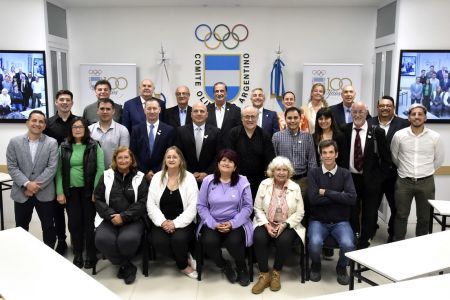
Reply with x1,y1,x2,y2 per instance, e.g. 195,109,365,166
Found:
142,231,149,277
196,239,203,281
300,242,305,283
247,246,253,282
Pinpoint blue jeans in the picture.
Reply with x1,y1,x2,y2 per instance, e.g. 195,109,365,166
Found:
308,220,354,267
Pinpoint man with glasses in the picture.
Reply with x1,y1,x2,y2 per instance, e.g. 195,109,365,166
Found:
341,102,391,249
164,86,192,128
122,79,166,133
369,96,409,242
226,106,275,201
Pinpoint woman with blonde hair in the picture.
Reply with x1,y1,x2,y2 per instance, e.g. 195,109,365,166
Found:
302,83,328,133
147,146,198,279
251,156,305,294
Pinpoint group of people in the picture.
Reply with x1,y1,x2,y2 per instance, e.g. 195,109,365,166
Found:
6,78,444,293
0,67,43,114
411,65,450,117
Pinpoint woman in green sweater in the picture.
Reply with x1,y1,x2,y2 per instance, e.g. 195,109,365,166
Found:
56,117,104,268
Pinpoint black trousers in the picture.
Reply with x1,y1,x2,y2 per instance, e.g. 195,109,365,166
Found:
151,223,195,270
377,174,397,238
14,196,56,248
65,187,96,259
53,200,67,241
351,174,383,247
95,220,144,265
201,226,246,269
253,226,297,272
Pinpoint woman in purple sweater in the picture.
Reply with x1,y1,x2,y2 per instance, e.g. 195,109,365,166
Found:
197,149,253,287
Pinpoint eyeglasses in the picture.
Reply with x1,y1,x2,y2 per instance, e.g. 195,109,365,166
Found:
72,125,85,129
243,115,258,120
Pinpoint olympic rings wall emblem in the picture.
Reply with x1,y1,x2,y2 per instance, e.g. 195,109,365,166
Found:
88,69,102,76
107,77,128,90
195,24,249,50
312,70,326,76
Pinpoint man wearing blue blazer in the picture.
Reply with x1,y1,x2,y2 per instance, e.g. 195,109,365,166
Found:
130,98,174,182
122,79,166,133
330,85,370,128
250,87,279,136
7,110,58,248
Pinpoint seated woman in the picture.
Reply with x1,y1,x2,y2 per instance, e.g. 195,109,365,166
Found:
251,156,305,294
147,146,198,279
94,146,148,285
197,149,253,286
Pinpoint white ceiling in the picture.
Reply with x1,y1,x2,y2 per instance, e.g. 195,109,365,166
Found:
53,0,394,8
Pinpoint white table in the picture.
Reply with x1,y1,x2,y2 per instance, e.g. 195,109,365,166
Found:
0,172,12,230
428,200,450,233
306,273,450,299
345,230,450,290
0,227,122,300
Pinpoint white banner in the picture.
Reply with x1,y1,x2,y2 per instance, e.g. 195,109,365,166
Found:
302,64,362,106
79,63,137,107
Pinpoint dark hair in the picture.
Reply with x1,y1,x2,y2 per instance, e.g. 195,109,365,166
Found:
67,117,91,144
213,149,240,187
213,82,228,92
282,91,296,100
284,106,301,119
318,139,338,154
55,90,73,100
97,98,115,108
94,79,112,90
27,110,46,121
313,107,340,144
378,95,395,106
144,97,161,107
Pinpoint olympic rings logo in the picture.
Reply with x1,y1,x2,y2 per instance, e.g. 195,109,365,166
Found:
312,70,326,76
107,77,128,90
195,24,249,50
88,69,102,76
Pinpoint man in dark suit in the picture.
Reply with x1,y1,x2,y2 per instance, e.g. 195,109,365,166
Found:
7,110,58,248
439,72,450,92
341,101,391,249
164,85,192,128
175,102,221,185
122,79,166,133
250,87,278,136
329,85,357,127
436,66,447,81
206,82,241,142
368,96,409,242
18,73,32,110
130,98,174,182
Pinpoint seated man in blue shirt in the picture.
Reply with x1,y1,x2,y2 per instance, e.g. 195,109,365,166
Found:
307,139,357,285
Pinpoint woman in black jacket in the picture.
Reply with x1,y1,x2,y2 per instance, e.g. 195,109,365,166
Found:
94,146,148,284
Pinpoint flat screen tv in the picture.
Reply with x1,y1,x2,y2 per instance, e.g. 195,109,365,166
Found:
0,50,49,123
396,49,450,123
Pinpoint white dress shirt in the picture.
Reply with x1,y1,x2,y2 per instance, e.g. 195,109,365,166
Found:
146,119,159,141
391,126,445,178
215,105,225,129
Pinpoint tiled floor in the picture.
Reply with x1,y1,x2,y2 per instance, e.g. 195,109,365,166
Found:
3,214,434,300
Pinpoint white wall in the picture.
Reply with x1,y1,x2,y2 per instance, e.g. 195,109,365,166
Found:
394,0,450,200
0,0,47,165
67,6,377,115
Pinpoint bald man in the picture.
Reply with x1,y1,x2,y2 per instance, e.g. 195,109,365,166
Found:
164,85,193,128
122,79,166,133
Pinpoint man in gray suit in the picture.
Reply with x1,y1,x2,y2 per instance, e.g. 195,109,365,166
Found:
7,110,59,248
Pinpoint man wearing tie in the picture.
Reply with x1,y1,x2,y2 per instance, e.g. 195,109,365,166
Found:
175,102,221,185
329,85,357,127
164,85,192,128
130,98,174,182
122,79,166,133
341,102,391,249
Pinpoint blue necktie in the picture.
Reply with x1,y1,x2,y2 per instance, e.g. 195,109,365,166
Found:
149,124,155,155
346,108,353,123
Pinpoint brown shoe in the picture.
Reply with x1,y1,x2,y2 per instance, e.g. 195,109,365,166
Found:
251,272,271,294
270,269,281,291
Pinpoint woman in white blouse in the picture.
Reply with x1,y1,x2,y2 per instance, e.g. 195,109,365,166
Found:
147,146,198,279
301,83,328,133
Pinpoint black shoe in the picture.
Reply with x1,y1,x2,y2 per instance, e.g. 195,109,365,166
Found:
236,266,250,286
55,240,67,255
356,240,370,249
117,265,126,279
309,263,321,282
322,248,334,259
73,255,84,268
336,265,350,285
123,262,137,285
221,260,237,284
84,257,97,269
387,235,394,243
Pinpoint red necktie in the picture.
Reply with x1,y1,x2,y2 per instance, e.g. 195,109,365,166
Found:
354,128,363,172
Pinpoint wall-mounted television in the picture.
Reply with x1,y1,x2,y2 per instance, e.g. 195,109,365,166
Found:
0,50,49,123
396,49,450,123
